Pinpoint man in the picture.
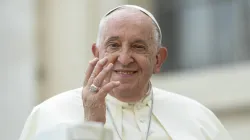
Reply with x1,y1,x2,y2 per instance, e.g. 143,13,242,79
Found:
19,5,232,140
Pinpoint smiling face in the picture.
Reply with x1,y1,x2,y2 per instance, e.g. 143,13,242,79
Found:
92,8,167,102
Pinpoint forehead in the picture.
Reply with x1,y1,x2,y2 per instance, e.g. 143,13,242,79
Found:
101,9,155,43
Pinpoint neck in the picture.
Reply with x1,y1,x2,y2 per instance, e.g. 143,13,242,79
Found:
109,82,150,103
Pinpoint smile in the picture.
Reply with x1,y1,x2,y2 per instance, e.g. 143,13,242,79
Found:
114,70,137,74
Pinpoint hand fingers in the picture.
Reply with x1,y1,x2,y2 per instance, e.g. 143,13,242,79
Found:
102,67,112,87
93,63,113,87
107,54,118,64
87,57,108,86
83,58,99,86
101,54,118,86
98,81,120,98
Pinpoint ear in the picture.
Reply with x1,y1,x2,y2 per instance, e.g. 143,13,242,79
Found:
153,47,168,73
92,43,99,57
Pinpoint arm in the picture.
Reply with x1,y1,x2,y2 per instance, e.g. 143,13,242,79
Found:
19,107,113,140
199,106,233,140
19,107,40,140
30,123,113,140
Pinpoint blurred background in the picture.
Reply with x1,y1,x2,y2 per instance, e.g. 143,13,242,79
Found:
1,0,249,140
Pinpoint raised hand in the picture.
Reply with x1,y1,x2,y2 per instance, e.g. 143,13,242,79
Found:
82,57,120,123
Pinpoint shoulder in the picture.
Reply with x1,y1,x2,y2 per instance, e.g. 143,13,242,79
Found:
153,87,206,108
33,88,84,120
33,87,83,116
37,88,83,109
34,88,84,124
152,87,231,139
152,87,216,123
152,86,213,116
19,88,84,140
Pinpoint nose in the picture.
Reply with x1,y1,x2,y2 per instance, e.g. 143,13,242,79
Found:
117,49,134,66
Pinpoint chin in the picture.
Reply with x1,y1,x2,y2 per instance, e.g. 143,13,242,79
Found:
113,83,134,94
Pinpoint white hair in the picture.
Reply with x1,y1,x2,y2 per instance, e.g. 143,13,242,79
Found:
96,5,162,47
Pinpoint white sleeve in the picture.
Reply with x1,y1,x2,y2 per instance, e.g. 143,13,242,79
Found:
19,106,40,140
30,122,113,140
19,107,113,140
208,112,233,140
199,106,233,140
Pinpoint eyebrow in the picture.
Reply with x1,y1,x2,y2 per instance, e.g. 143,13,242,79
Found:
132,39,148,46
104,36,149,47
105,36,120,43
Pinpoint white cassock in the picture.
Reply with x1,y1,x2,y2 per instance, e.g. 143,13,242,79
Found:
19,86,232,140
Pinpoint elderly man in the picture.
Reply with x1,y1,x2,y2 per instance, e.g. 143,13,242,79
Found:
19,5,232,140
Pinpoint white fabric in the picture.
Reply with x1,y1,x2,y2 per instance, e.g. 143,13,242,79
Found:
19,87,233,140
31,122,113,140
105,87,171,140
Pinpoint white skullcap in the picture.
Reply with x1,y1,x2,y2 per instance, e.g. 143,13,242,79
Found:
102,5,162,44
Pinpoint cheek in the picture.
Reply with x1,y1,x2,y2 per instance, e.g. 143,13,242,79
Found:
137,55,155,73
144,52,156,65
104,52,119,64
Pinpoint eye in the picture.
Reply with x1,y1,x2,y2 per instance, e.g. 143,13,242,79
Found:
106,42,120,52
133,44,146,50
109,43,119,48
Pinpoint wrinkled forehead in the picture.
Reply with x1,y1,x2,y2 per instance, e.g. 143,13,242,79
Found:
101,5,162,43
104,8,153,27
101,10,156,48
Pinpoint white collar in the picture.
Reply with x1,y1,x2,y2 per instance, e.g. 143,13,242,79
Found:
106,83,152,109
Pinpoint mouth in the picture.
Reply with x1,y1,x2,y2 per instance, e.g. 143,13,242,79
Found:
114,70,137,76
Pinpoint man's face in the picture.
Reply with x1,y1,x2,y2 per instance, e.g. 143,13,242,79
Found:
94,9,163,99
